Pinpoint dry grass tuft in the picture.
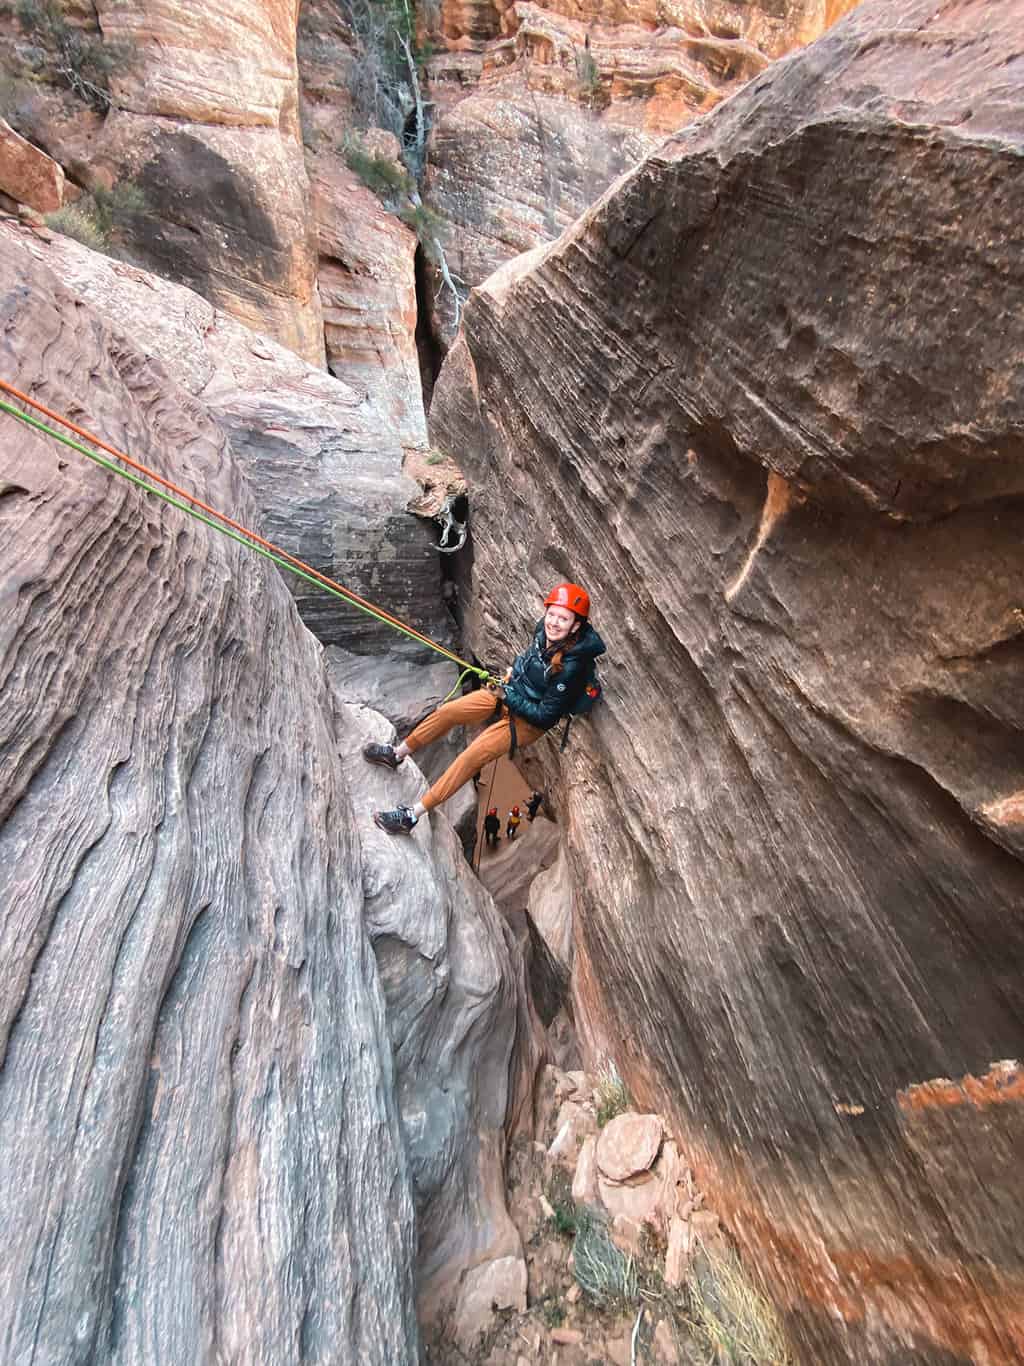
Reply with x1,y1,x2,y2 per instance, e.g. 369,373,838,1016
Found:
688,1240,792,1365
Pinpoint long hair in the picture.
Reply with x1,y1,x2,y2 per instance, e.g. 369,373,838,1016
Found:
545,615,584,675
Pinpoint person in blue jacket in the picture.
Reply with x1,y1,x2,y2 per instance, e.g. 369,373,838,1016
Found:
364,582,605,834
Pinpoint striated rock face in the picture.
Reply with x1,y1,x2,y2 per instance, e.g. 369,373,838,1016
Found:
0,226,541,1362
340,702,543,1344
312,155,427,447
431,1,1024,1360
421,0,864,339
0,220,449,654
0,237,418,1362
425,86,651,339
91,0,324,363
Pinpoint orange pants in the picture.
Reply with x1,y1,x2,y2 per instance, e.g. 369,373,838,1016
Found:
406,689,544,813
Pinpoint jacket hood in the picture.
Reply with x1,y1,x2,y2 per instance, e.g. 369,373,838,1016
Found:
534,619,606,661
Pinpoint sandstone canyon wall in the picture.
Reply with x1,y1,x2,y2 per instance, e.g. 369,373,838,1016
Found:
0,230,538,1361
431,0,1024,1360
0,220,448,654
97,0,326,364
0,240,417,1361
419,0,864,338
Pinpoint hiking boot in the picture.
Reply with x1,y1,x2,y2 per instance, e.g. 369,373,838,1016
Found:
373,805,418,836
363,740,403,771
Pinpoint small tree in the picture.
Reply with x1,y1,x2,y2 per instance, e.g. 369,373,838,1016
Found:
15,0,127,110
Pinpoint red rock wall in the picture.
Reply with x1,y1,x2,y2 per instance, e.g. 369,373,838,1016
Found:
430,1,1024,1359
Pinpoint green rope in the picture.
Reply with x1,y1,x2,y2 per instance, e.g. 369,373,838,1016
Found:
0,396,490,682
441,666,479,702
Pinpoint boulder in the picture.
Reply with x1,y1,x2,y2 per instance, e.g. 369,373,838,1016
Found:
452,1255,527,1349
664,1215,691,1289
572,1134,598,1204
0,117,65,212
430,1,1024,1358
595,1113,663,1183
597,1170,662,1224
547,1099,595,1167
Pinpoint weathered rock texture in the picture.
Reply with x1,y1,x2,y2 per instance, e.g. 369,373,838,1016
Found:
0,237,418,1362
0,220,449,654
339,703,543,1344
91,0,324,363
0,226,542,1362
431,1,1024,1359
0,117,65,212
420,0,863,339
311,156,427,446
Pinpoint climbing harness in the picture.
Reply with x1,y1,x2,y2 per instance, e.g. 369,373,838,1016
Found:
0,378,489,697
435,493,467,555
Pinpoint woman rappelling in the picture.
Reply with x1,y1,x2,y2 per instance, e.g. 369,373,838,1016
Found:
365,582,605,834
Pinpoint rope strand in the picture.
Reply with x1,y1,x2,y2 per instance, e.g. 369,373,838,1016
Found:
0,381,489,682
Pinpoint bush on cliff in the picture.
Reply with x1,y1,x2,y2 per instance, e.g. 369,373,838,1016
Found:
45,181,148,256
14,0,133,111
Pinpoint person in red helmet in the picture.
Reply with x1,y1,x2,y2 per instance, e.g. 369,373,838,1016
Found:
506,805,522,841
365,582,605,834
483,806,501,848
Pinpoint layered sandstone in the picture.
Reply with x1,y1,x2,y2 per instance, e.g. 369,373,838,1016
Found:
0,235,416,1363
431,1,1024,1360
0,229,538,1358
0,118,65,212
1,219,448,653
420,0,864,339
91,0,324,363
311,155,427,446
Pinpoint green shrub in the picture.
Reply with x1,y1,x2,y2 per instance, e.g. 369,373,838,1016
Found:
14,0,131,110
572,1207,639,1311
549,1196,578,1239
575,45,601,97
343,138,414,204
398,200,445,260
44,181,146,255
595,1058,630,1127
541,1297,566,1327
88,181,146,235
44,202,107,250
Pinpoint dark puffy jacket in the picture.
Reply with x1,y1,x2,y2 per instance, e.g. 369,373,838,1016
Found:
504,620,606,732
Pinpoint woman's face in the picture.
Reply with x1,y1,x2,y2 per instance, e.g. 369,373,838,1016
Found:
544,605,578,643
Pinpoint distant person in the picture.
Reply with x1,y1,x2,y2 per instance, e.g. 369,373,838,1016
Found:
363,583,605,834
506,805,522,841
483,806,501,848
526,791,544,822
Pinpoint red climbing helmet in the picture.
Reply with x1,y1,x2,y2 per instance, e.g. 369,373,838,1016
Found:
512,805,520,814
488,807,498,815
544,582,590,618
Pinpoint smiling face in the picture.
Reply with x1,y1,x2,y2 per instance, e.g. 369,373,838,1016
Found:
544,604,578,644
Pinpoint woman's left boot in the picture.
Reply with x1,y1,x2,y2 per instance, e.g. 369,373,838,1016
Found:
373,805,418,835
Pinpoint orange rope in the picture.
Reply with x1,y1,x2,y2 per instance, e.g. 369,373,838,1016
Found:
0,376,473,668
